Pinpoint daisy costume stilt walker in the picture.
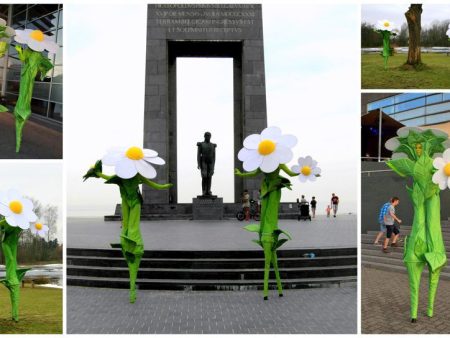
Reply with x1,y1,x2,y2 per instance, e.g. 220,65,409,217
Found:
385,127,450,322
375,20,397,70
0,190,38,322
13,29,58,152
235,126,320,299
83,146,172,303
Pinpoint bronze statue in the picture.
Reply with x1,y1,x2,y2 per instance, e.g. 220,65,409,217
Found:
197,132,216,196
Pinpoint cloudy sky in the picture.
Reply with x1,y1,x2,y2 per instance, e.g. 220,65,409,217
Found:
0,162,63,241
66,2,358,217
362,4,450,28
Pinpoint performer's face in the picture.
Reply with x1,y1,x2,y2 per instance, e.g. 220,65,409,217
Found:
205,133,211,142
415,143,422,156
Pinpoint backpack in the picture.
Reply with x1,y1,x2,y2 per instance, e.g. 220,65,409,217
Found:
378,202,390,223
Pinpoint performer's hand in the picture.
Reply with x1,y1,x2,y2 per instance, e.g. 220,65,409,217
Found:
398,219,402,224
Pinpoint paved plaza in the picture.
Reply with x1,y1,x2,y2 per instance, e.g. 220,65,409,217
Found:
67,214,357,250
362,267,450,334
67,286,356,334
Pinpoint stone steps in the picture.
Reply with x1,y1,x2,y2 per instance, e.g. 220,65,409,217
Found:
67,247,357,290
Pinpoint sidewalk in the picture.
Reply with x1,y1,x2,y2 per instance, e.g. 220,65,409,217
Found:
67,214,357,250
0,113,62,159
362,267,450,334
68,286,356,334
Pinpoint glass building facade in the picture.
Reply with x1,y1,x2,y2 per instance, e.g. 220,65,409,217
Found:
0,4,62,123
367,93,450,127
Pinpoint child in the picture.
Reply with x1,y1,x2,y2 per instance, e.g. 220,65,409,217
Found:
326,205,331,217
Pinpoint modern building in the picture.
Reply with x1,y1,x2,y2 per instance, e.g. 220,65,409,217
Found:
0,4,62,126
361,93,450,233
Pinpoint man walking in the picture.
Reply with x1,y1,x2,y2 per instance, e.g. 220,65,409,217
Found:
373,200,391,245
382,197,402,253
331,193,339,217
310,196,317,218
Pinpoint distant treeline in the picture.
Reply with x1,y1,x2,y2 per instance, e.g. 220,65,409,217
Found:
361,20,450,48
0,237,63,265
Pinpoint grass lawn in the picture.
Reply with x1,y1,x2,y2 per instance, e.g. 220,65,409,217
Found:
0,287,62,334
361,53,450,89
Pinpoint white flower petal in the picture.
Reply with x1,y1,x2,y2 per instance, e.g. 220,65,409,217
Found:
278,134,297,148
243,153,263,172
429,128,448,138
0,203,10,216
291,165,300,173
144,156,165,165
14,30,27,44
275,144,293,164
433,157,446,170
298,174,308,183
261,126,282,142
392,152,408,160
43,39,58,53
5,215,18,227
260,152,280,173
25,210,37,223
243,134,261,150
27,38,45,52
310,160,318,169
308,174,317,182
313,167,322,175
443,149,450,162
297,157,306,166
303,156,313,167
102,150,124,166
115,158,138,179
143,149,158,157
432,170,446,188
385,138,400,151
238,147,253,162
20,197,34,212
135,160,157,179
30,226,38,235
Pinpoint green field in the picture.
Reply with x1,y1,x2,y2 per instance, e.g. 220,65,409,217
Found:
362,53,450,89
0,287,62,334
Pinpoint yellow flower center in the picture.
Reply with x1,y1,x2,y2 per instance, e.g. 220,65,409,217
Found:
384,22,390,27
301,166,312,176
444,163,450,176
9,200,23,214
258,140,276,156
125,146,144,160
35,223,43,230
29,30,44,42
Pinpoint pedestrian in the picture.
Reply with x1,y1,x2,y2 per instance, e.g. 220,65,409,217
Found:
373,201,391,245
310,196,317,218
242,190,250,221
331,193,339,217
382,197,402,253
300,195,307,204
326,205,331,217
254,189,261,214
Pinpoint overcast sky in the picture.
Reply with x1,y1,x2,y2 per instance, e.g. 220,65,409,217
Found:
66,3,358,217
0,162,63,241
362,4,450,28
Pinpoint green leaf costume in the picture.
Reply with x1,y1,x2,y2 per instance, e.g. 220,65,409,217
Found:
236,164,297,299
0,219,30,322
386,128,448,321
83,160,172,303
14,45,54,152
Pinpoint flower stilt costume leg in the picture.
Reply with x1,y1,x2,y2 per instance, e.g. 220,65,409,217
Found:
386,127,448,321
0,190,38,322
84,147,171,303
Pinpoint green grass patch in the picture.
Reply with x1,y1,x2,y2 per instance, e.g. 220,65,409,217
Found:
0,287,62,334
362,53,450,89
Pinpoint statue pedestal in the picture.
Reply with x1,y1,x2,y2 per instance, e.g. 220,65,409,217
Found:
192,196,224,220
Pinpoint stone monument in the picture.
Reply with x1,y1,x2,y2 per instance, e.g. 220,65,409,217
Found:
109,4,269,220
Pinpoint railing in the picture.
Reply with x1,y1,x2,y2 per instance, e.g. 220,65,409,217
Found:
362,47,450,55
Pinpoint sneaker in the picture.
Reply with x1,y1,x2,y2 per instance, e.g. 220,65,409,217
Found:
382,248,389,253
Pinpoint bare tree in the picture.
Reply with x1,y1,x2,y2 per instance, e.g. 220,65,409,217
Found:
405,4,423,66
43,205,58,241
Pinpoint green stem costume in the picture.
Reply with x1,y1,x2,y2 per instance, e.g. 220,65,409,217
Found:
84,161,171,303
386,129,447,321
14,46,53,152
0,219,29,321
376,30,393,70
236,164,297,299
